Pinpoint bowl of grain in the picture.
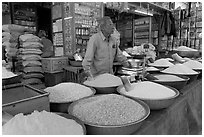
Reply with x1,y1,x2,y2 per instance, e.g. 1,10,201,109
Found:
68,94,150,135
148,58,174,69
44,82,96,113
83,73,123,94
146,74,189,90
117,81,180,110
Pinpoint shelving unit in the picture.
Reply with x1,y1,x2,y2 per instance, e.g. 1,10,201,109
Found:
51,2,103,57
10,3,37,33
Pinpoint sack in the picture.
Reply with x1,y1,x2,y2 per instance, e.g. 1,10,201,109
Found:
22,78,42,84
23,72,44,79
22,60,42,67
20,54,41,61
19,48,42,55
2,24,27,32
23,66,43,73
20,42,43,48
19,34,41,42
3,42,18,48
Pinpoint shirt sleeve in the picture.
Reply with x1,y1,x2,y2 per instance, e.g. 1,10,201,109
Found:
114,45,128,66
82,36,96,73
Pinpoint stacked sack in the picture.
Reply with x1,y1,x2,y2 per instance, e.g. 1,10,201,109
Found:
18,33,44,85
2,24,27,70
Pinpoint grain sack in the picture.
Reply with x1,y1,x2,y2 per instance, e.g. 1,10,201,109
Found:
23,73,44,79
2,32,11,37
23,66,43,73
119,81,176,99
2,24,27,32
148,58,174,67
20,42,43,48
161,64,198,75
83,73,122,87
3,41,18,48
71,94,146,126
2,110,84,135
183,60,202,70
19,48,42,55
19,34,41,42
44,82,94,103
23,61,42,67
20,54,41,61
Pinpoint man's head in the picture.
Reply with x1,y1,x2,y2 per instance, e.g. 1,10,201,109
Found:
38,30,47,38
98,16,115,37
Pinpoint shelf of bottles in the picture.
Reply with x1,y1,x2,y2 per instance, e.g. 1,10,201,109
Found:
173,2,202,51
11,3,36,32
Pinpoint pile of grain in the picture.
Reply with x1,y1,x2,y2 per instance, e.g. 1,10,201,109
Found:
146,66,160,71
2,110,84,135
83,73,122,87
71,94,146,126
44,82,94,103
161,64,198,75
176,46,198,51
153,74,185,82
148,58,174,67
120,81,176,99
183,60,202,70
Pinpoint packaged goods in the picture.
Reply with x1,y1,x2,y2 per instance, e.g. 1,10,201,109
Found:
19,48,42,55
161,64,198,75
71,94,146,125
153,75,185,82
44,82,94,103
83,73,122,87
148,58,174,67
2,24,27,32
23,66,43,73
20,42,43,48
20,54,41,61
120,81,176,99
183,60,202,70
19,34,41,42
2,110,84,135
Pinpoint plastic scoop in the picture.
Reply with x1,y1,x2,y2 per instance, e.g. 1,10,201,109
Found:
120,76,134,92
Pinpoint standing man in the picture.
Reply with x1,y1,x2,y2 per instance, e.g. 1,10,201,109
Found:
82,16,131,80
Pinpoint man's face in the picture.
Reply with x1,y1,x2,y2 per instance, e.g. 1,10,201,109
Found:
104,19,114,36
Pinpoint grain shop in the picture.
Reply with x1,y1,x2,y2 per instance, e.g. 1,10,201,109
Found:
2,2,202,135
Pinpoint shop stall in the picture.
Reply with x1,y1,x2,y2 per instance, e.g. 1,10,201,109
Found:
2,2,202,135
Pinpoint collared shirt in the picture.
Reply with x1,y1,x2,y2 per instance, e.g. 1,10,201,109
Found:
82,31,127,77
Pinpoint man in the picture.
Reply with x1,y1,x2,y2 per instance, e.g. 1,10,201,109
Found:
82,16,131,80
38,30,54,58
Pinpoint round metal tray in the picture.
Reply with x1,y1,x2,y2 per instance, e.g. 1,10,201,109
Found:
68,95,150,135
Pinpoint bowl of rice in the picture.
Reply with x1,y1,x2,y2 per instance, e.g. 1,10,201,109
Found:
83,73,123,94
44,82,96,113
117,81,180,110
68,94,150,135
146,74,189,90
148,58,174,69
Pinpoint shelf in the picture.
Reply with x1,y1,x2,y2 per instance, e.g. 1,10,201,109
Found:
53,31,63,34
14,24,35,27
52,17,62,22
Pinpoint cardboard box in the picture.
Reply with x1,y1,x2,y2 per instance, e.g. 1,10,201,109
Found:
2,84,50,115
41,57,68,73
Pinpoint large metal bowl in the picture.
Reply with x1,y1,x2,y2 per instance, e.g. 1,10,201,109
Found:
49,87,96,113
54,112,87,135
117,85,180,110
68,95,150,135
147,74,190,90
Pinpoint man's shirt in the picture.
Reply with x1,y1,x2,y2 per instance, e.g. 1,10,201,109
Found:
82,31,127,77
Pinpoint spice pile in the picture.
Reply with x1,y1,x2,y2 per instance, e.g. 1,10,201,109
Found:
71,94,146,126
2,110,84,135
119,81,176,99
44,82,94,103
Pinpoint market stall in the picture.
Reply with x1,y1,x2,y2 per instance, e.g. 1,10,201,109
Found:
2,2,202,135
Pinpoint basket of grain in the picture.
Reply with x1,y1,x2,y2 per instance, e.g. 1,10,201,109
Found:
68,94,150,135
161,64,199,83
174,46,201,58
146,74,189,90
2,110,85,135
117,81,180,110
83,73,123,94
44,82,96,113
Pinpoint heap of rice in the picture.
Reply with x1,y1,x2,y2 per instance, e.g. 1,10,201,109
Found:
44,82,94,103
161,64,198,75
71,94,146,126
119,81,176,99
83,73,122,87
176,46,198,51
148,58,174,67
2,110,84,135
183,60,202,70
153,74,185,82
2,67,17,79
146,66,160,71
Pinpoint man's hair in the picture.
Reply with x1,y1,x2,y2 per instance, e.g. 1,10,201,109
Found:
97,16,112,30
38,30,47,38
